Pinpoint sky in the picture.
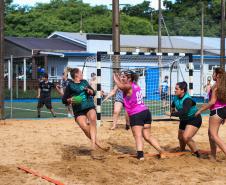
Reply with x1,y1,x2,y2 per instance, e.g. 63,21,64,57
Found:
12,0,175,9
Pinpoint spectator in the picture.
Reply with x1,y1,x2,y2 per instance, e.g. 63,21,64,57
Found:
89,72,97,91
56,72,73,117
203,79,212,103
160,76,169,108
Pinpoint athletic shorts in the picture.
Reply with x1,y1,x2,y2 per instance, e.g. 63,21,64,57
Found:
74,107,96,120
115,96,124,104
210,106,226,121
129,109,152,127
37,97,52,109
179,115,202,130
115,91,123,104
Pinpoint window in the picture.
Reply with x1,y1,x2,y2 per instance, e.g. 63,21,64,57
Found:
185,63,200,71
50,66,56,76
194,64,201,70
172,65,178,70
208,65,219,71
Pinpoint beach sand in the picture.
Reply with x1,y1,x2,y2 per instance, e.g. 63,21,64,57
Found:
0,117,226,185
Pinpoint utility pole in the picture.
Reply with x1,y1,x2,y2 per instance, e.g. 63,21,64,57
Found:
200,4,204,96
0,0,5,120
112,0,120,74
112,0,120,53
158,0,163,88
158,0,162,52
220,0,225,69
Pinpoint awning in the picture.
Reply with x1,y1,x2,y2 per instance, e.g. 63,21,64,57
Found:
39,51,96,57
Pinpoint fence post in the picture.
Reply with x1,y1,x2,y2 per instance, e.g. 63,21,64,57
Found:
188,54,194,96
96,52,102,127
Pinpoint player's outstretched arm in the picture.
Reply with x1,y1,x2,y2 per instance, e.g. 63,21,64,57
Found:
102,85,118,103
113,73,131,93
195,87,217,116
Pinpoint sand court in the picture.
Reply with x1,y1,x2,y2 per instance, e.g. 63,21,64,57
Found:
0,117,226,185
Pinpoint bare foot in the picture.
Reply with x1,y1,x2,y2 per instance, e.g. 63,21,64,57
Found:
96,142,111,151
159,152,168,159
91,150,105,160
98,144,111,152
208,154,217,162
110,125,117,130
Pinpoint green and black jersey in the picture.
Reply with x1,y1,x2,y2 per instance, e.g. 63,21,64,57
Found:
62,79,96,113
171,93,198,120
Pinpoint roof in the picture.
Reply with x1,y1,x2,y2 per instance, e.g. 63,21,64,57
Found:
39,51,96,57
48,31,226,55
5,36,86,52
48,32,87,46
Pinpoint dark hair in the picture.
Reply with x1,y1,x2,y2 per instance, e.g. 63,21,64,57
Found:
176,81,187,92
43,73,48,79
62,72,68,77
124,70,139,83
70,68,80,79
165,76,169,79
91,72,96,77
217,71,226,103
215,67,225,78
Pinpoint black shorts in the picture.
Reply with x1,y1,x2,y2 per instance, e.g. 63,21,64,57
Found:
37,97,52,109
179,115,202,130
210,106,226,120
74,107,96,120
129,109,152,127
161,92,168,100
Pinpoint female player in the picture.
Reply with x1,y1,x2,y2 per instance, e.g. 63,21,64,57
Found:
102,71,129,130
114,70,165,160
62,68,107,158
169,81,202,157
56,72,73,117
196,67,226,160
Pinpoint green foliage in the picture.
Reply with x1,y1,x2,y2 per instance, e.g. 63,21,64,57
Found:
121,1,154,19
4,0,222,37
163,0,221,36
121,14,154,35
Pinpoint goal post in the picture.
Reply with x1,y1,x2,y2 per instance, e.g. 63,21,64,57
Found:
94,52,193,123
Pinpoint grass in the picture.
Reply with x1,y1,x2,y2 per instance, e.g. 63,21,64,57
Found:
4,102,67,119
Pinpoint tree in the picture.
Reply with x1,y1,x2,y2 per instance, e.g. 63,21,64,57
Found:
121,1,154,19
3,0,223,37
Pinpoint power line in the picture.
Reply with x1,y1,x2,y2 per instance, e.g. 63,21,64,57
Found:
220,0,225,69
0,0,5,120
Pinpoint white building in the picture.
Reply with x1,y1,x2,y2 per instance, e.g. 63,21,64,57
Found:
47,32,226,96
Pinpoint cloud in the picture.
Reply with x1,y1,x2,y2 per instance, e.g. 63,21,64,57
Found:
13,0,50,6
83,0,162,9
13,0,166,9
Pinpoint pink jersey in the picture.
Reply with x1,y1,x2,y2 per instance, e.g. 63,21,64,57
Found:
209,90,226,110
123,83,147,116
